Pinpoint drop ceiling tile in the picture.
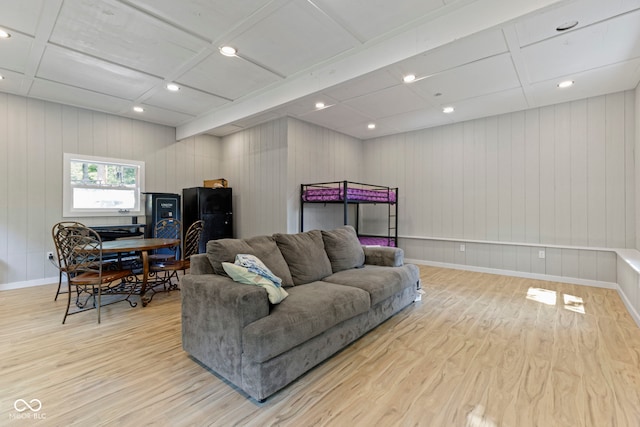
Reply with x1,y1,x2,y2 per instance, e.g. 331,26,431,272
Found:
334,118,402,140
345,85,429,118
177,53,281,100
323,69,398,102
521,9,640,83
299,103,370,130
230,1,360,76
395,28,508,79
0,0,45,36
37,45,161,99
445,87,529,122
132,104,194,127
312,0,444,42
530,58,640,108
129,0,273,43
273,93,341,118
50,0,207,76
0,68,30,94
371,107,451,136
144,86,229,116
409,53,521,104
0,32,34,74
515,0,640,47
29,79,132,113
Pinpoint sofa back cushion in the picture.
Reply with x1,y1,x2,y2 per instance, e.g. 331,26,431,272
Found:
274,230,332,285
321,225,365,273
206,235,294,287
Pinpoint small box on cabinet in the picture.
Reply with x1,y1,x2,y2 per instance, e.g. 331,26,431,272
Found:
204,178,228,188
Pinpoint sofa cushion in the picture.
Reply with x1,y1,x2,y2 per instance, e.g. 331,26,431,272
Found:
242,282,370,363
273,230,332,285
323,264,418,306
321,225,365,273
206,235,294,287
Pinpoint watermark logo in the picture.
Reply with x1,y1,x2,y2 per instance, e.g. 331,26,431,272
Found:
9,399,46,421
14,399,42,412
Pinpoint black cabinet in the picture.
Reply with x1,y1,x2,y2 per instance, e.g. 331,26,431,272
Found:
182,187,233,252
144,193,181,238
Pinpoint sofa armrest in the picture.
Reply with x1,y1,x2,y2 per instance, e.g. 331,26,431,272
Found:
189,253,214,275
181,273,270,386
363,246,404,267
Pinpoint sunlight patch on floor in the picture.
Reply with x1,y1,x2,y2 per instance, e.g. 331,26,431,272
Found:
526,287,585,314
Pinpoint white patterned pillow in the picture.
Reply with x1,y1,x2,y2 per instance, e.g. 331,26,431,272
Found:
222,262,288,304
235,253,283,286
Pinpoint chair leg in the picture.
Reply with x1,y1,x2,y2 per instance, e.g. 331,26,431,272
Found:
97,286,102,324
55,270,63,301
62,282,72,324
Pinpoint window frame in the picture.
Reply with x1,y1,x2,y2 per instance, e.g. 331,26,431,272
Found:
63,153,145,217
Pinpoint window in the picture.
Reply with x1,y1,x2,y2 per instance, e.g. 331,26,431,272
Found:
63,153,145,217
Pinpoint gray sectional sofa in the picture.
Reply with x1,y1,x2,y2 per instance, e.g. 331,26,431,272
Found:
181,225,419,401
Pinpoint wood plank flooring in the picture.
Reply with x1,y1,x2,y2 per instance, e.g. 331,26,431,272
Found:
1,266,639,426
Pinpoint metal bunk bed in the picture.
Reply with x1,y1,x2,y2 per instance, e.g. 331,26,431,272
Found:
300,180,398,247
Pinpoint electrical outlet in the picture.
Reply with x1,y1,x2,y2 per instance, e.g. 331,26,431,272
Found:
538,250,546,259
47,251,54,260
460,244,465,252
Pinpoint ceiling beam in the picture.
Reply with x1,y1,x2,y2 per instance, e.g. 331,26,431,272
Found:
176,0,567,140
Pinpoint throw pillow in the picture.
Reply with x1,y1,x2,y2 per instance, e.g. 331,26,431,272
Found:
206,235,294,286
273,230,332,285
235,254,283,286
222,262,288,304
321,225,365,273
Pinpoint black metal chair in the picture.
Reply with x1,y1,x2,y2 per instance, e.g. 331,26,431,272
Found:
60,225,135,324
51,221,85,301
150,220,204,292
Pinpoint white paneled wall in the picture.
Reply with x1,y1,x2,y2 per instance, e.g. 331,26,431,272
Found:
0,93,222,287
287,118,363,233
363,91,635,286
364,91,635,248
218,118,362,237
221,118,289,238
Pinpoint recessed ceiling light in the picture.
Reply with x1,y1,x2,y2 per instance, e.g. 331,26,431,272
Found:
315,102,325,109
367,123,376,129
166,83,180,91
0,29,11,39
557,80,574,89
133,106,144,113
443,106,455,114
556,21,578,31
403,74,416,83
220,46,237,57
0,75,4,80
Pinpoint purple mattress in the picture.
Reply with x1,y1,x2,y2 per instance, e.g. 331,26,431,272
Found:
302,187,396,203
358,236,396,247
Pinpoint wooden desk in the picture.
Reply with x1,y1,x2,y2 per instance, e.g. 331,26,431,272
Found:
101,238,180,306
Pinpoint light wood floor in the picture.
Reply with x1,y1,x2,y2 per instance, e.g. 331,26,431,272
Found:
1,266,639,426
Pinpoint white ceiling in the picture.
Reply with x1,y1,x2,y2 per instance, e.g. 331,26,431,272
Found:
1,0,639,141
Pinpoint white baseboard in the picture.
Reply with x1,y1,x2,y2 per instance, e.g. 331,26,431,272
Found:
407,258,618,289
0,276,58,292
617,284,640,328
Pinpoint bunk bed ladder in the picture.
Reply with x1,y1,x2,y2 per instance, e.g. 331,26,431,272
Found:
388,188,398,246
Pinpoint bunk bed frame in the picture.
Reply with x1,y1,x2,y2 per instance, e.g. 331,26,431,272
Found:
300,180,398,247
